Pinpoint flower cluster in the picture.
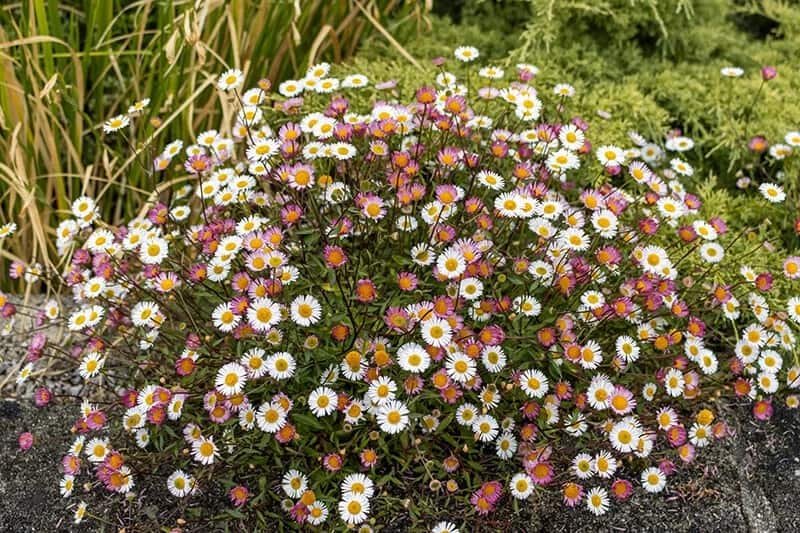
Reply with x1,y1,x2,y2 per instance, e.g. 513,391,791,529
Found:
6,47,800,530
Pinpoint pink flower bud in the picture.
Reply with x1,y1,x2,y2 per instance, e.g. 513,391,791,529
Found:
18,432,33,450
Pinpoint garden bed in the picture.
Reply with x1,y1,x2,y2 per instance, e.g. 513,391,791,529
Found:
2,397,797,532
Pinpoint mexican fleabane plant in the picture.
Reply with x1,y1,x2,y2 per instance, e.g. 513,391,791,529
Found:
5,46,800,531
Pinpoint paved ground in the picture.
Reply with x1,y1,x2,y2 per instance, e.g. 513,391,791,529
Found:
1,397,798,532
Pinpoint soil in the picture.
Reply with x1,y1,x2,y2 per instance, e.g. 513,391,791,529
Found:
0,399,798,533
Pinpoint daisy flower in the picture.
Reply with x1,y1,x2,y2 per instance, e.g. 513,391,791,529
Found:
579,340,603,370
368,376,398,406
519,369,549,398
217,69,244,91
546,149,580,173
342,74,369,88
454,46,479,62
167,469,195,498
758,182,786,203
60,475,75,497
572,453,594,479
421,317,453,348
432,522,460,533
592,450,618,478
560,228,590,251
212,303,241,333
397,342,431,373
609,420,641,453
509,472,534,499
307,501,330,525
266,352,296,380
586,487,610,516
495,192,524,217
784,257,800,279
256,402,287,433
666,136,695,152
655,197,684,219
377,400,410,434
787,296,800,323
473,414,499,442
131,301,160,327
103,114,129,134
140,236,169,264
73,501,87,524
458,277,484,301
0,222,17,239
692,220,718,240
596,145,624,167
591,209,618,238
553,83,575,97
339,493,370,525
78,352,105,379
192,436,219,465
240,348,268,379
215,362,248,396
559,124,585,150
515,296,542,318
278,79,303,97
769,143,792,159
446,352,477,383
641,466,667,493
85,438,109,462
308,386,338,417
436,249,466,279
341,473,375,499
720,66,744,77
282,470,308,498
290,295,322,326
495,431,517,458
639,245,670,274
247,297,281,332
699,242,724,263
664,368,686,397
477,170,505,190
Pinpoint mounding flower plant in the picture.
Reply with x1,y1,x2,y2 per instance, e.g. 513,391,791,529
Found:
5,47,800,531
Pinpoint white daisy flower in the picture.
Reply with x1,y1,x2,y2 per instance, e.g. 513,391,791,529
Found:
217,69,244,91
758,182,786,203
376,400,410,434
290,295,322,326
436,249,466,279
212,303,241,332
167,469,195,497
103,114,130,133
586,487,610,516
247,297,281,332
519,369,549,398
215,362,248,396
699,242,724,263
338,493,370,525
595,145,625,167
256,402,287,433
308,386,338,417
397,342,431,374
192,436,219,465
446,352,476,383
281,469,308,498
641,467,667,493
265,351,296,380
454,45,479,62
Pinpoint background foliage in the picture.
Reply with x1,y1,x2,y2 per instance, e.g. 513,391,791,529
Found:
0,0,428,290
